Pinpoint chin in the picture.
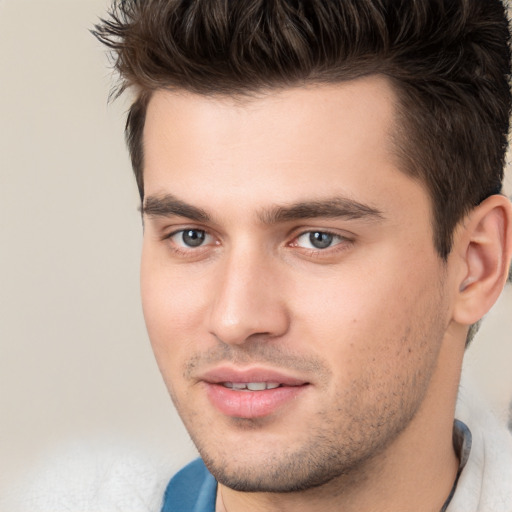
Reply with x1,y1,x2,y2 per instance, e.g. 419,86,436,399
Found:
196,436,375,494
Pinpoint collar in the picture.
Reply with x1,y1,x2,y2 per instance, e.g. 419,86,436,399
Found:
440,419,472,512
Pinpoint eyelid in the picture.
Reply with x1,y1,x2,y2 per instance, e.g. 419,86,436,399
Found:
161,222,210,240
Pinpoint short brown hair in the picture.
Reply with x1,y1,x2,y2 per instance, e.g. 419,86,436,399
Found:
94,0,511,259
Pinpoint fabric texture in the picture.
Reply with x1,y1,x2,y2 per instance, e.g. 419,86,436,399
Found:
2,439,178,512
446,385,512,512
161,459,216,512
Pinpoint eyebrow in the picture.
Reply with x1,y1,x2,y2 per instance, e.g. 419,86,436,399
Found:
142,194,210,222
142,194,384,224
259,198,384,224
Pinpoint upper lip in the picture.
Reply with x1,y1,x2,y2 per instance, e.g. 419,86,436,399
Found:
199,366,309,386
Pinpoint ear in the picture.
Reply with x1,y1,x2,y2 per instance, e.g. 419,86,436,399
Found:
452,194,512,326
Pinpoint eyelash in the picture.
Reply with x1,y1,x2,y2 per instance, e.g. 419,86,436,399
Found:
162,227,353,258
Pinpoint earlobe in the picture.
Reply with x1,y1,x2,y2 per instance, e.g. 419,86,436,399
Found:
452,194,512,326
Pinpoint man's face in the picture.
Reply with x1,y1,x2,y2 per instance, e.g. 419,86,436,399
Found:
141,78,452,491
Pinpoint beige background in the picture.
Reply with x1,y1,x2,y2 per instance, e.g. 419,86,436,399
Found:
1,0,511,499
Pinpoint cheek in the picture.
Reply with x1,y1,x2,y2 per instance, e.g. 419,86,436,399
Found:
140,249,210,366
290,255,444,376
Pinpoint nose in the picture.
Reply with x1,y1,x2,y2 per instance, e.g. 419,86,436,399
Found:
207,247,290,345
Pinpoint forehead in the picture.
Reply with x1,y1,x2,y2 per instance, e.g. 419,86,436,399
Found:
144,77,397,167
142,77,428,222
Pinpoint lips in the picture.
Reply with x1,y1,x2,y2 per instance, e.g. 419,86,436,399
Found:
200,367,309,419
200,367,308,387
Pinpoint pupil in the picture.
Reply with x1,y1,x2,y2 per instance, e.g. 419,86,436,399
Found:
310,232,333,249
182,229,205,247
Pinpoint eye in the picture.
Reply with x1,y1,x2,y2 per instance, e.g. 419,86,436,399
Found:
294,231,344,250
169,228,212,248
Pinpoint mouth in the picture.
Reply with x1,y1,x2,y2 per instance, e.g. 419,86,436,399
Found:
200,367,310,419
200,367,308,387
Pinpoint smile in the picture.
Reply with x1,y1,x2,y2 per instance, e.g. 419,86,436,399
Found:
198,366,310,418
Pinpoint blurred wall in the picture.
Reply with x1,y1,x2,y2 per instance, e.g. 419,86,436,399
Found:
0,0,198,496
0,0,511,499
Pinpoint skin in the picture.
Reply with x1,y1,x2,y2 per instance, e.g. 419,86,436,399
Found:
139,77,508,511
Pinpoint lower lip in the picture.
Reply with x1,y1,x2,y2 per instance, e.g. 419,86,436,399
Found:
205,383,307,419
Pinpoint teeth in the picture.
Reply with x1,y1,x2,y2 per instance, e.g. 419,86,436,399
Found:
222,382,281,391
247,382,266,391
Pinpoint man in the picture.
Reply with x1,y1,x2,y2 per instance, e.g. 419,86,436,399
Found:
94,1,512,510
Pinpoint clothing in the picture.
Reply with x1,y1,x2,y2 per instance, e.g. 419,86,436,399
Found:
161,392,512,512
446,385,512,512
4,439,175,512
161,459,216,512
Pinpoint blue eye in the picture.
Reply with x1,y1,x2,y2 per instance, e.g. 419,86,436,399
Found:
170,229,210,248
295,231,342,250
182,229,206,247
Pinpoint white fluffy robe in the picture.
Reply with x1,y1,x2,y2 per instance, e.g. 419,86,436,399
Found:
448,383,512,512
1,439,177,512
